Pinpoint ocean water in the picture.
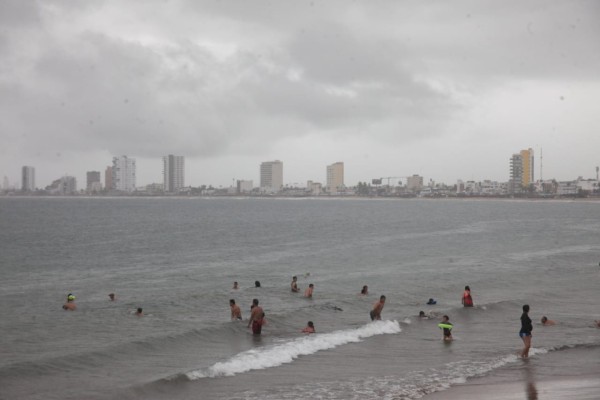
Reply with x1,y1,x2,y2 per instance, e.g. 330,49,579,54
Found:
0,197,599,400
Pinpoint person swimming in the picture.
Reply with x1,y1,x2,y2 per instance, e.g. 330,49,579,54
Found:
427,298,437,305
360,285,368,295
62,293,76,310
541,316,555,325
254,281,261,288
135,307,143,316
232,281,239,290
108,293,115,301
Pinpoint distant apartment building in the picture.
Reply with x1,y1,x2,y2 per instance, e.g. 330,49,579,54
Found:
260,160,283,192
86,171,101,193
144,183,164,194
307,180,323,196
236,180,253,194
47,176,77,195
406,174,423,192
21,166,35,191
556,181,577,196
456,179,465,194
326,162,344,194
105,166,113,190
509,148,534,193
112,156,136,192
576,178,599,193
163,155,185,193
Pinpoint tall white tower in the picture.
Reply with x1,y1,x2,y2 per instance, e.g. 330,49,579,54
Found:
260,160,283,192
112,156,136,192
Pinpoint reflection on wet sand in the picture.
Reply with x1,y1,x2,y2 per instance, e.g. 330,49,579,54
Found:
523,362,538,400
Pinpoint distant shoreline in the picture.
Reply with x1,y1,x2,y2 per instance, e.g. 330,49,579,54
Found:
2,194,600,202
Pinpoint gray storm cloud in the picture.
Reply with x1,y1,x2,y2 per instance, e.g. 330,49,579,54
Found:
1,0,599,186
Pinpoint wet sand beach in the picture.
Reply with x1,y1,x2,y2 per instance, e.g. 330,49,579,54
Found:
425,345,600,400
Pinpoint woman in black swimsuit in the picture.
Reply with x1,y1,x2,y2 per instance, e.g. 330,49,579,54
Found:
519,304,533,358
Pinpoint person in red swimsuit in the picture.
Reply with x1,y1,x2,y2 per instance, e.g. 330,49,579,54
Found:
462,285,473,307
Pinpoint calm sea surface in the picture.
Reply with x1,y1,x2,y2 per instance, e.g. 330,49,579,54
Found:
1,197,599,399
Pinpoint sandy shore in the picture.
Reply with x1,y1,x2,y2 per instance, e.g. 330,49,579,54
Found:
424,377,600,400
424,376,600,400
423,345,600,400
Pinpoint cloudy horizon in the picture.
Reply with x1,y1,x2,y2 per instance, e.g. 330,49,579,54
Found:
1,0,599,189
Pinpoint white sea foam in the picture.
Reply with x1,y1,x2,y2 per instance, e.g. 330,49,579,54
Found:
235,346,552,399
186,320,401,380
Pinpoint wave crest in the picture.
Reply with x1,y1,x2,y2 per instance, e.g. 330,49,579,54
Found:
186,320,401,379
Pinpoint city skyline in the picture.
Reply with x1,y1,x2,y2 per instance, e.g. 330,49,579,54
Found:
7,147,599,194
1,2,599,188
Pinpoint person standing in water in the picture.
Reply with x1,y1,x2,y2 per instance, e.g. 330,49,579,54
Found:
302,321,315,334
438,315,453,341
519,304,533,358
370,295,386,321
360,285,368,295
248,299,264,335
304,283,314,298
462,285,473,307
291,276,300,293
230,299,242,321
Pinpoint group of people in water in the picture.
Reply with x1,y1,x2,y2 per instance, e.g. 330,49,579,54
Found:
62,292,143,316
229,280,583,359
64,279,596,356
228,278,470,340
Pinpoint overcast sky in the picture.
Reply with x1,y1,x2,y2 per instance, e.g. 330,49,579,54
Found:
1,0,599,189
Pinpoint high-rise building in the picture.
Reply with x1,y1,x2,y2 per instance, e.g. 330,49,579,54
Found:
260,160,283,192
326,162,344,194
86,171,101,192
105,166,113,190
112,156,136,192
520,148,534,187
509,148,534,193
21,166,35,192
163,155,185,193
3,176,9,191
406,175,424,192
